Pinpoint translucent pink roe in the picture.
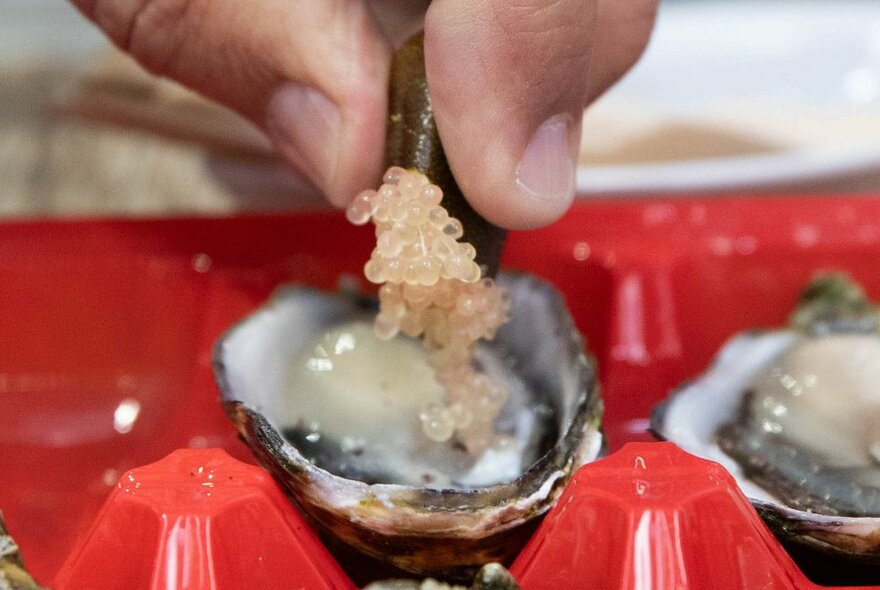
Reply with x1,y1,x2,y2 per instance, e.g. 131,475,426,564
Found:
347,167,511,453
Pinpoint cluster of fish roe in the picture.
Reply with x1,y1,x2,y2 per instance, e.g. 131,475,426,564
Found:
347,167,512,454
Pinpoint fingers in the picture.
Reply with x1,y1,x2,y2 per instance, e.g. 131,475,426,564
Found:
425,0,657,229
590,0,660,96
71,0,392,206
70,0,656,217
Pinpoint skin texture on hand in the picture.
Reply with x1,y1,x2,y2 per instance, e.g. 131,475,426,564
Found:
70,0,657,229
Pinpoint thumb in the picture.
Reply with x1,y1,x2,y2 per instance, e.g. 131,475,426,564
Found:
425,0,655,229
71,0,391,207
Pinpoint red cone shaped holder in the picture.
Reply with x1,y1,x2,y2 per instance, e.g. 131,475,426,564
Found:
511,443,810,590
53,449,355,590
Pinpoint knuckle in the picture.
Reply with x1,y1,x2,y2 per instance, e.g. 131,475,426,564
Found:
89,0,195,76
88,0,151,46
602,0,660,73
491,0,594,105
583,0,659,102
124,0,196,75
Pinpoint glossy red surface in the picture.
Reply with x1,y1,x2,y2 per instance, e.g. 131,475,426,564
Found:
53,449,355,590
511,443,807,590
0,197,878,588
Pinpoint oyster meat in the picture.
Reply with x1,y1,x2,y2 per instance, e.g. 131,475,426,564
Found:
654,273,880,560
718,332,880,516
282,321,551,489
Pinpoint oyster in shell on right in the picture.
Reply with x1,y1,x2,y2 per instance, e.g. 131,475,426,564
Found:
654,273,880,562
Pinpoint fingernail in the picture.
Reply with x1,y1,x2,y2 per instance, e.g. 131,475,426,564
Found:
516,114,576,207
265,83,342,204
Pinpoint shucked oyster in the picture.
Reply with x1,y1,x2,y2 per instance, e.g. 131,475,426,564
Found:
214,273,603,580
654,273,880,561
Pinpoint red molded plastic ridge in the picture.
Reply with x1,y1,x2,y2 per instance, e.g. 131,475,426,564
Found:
511,443,811,590
52,448,356,590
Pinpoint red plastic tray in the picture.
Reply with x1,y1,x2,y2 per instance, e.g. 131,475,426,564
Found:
1,197,879,588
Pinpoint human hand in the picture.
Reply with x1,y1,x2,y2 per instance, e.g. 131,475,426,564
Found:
72,0,656,229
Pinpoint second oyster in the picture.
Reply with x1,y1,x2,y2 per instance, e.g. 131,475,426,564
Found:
654,273,880,561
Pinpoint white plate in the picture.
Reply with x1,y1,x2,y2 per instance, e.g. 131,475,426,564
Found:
578,0,880,194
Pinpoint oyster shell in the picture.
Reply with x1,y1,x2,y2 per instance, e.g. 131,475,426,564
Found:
364,562,520,590
653,273,880,561
214,272,603,580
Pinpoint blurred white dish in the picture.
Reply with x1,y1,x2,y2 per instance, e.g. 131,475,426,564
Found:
578,0,880,194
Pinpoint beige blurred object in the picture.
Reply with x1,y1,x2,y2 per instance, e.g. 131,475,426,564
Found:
0,46,323,218
1,64,235,217
55,49,327,211
579,122,783,166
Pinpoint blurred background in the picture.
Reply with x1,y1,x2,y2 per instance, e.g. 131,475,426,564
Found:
2,0,880,218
